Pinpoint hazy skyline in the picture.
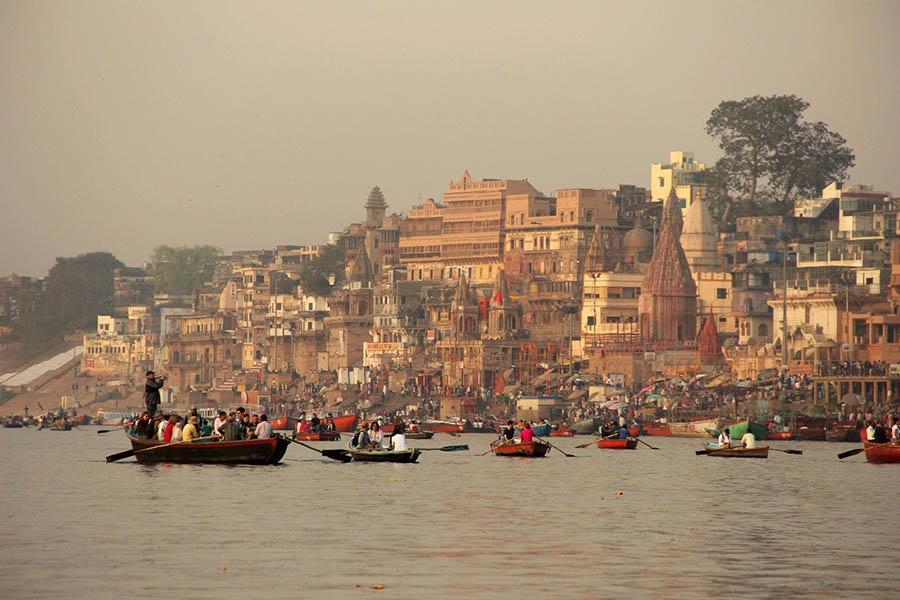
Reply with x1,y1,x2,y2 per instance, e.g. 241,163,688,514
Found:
2,0,898,276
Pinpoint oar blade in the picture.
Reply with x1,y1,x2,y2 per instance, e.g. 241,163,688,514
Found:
106,449,136,463
440,444,468,452
695,449,711,455
784,449,803,455
837,447,865,460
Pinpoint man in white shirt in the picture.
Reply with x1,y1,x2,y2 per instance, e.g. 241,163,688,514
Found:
866,422,876,442
740,429,756,449
891,421,899,441
255,414,274,439
156,415,168,441
213,411,227,436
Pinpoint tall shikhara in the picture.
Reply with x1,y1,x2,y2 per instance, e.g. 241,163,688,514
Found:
638,188,697,341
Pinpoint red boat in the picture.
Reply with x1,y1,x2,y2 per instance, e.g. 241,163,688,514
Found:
628,426,641,437
332,415,359,432
294,431,341,441
863,442,900,464
551,430,574,437
597,438,638,449
421,420,464,434
643,422,672,436
269,416,298,431
768,431,794,440
792,427,826,441
490,439,551,457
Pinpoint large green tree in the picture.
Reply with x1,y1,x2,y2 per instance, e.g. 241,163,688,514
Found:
298,244,346,296
705,94,854,216
151,245,223,294
17,252,124,340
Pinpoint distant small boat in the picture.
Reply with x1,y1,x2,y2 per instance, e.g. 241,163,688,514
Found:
404,431,434,439
269,416,298,431
490,439,551,457
550,430,574,437
702,442,768,458
768,431,794,440
332,415,359,432
294,431,340,441
348,449,421,463
50,422,73,431
597,438,638,449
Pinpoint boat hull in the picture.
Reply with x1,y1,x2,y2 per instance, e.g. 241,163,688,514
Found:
269,416,298,431
348,449,421,463
127,434,290,465
571,417,599,435
597,438,638,449
294,431,341,441
332,415,359,432
550,430,574,437
668,418,723,438
707,420,768,441
768,431,794,440
863,442,900,464
421,421,464,434
702,443,769,458
404,431,434,439
491,440,551,457
643,423,672,436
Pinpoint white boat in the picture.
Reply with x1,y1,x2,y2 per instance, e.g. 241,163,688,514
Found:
666,418,724,438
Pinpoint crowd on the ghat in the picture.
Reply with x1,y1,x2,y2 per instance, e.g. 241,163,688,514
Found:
818,360,892,377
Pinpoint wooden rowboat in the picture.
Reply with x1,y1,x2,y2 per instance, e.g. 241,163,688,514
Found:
862,441,900,464
404,431,434,439
269,416,298,431
490,439,551,457
347,449,421,463
294,431,341,441
332,415,359,432
702,442,768,458
126,433,290,465
550,430,574,437
597,438,638,449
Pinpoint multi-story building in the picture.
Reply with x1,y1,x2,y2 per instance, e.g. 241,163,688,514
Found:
162,313,241,390
650,151,707,212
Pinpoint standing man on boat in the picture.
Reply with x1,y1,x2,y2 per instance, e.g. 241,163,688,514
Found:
143,371,165,418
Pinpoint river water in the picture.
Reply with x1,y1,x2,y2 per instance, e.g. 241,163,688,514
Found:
0,428,895,599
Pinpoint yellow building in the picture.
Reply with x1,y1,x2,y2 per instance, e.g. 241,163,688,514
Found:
650,151,707,214
582,270,643,347
695,272,735,336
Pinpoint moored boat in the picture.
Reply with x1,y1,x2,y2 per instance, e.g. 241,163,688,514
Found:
126,433,290,464
404,431,434,439
50,422,73,431
643,422,672,436
597,438,638,449
768,431,794,440
348,448,421,463
4,418,24,428
421,420,464,434
332,415,359,432
701,442,769,458
862,441,900,464
490,439,551,457
705,420,768,441
269,416,298,431
530,423,551,437
571,417,599,435
294,431,341,441
550,430,574,437
668,418,723,438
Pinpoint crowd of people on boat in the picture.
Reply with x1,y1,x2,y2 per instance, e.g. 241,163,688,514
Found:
295,413,338,435
349,418,408,452
865,419,900,443
130,406,274,443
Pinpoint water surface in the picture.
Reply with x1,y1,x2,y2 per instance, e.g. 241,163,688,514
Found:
0,429,894,599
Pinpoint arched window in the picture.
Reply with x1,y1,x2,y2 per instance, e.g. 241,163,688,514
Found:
758,323,769,338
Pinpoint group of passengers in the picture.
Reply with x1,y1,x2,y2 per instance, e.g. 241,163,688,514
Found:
131,406,274,443
350,418,408,452
716,427,757,449
865,419,899,444
295,413,337,435
500,420,534,444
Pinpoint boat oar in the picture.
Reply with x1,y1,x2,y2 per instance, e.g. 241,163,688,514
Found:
770,448,802,455
576,432,617,449
634,437,659,450
96,429,119,434
536,437,576,457
837,441,895,460
106,435,220,463
418,444,469,452
480,438,509,456
283,436,351,462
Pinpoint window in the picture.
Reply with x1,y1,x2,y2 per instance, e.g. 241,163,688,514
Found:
716,288,727,299
586,316,596,326
658,177,665,188
586,210,593,223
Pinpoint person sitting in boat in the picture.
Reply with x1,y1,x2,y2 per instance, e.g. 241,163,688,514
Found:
182,416,200,442
502,420,516,441
892,420,900,441
873,421,888,444
310,413,321,433
350,422,371,450
213,411,227,436
369,421,385,450
866,421,876,442
185,406,204,430
297,419,312,435
520,422,535,443
390,418,408,451
171,416,184,442
717,428,732,448
134,412,153,439
163,415,177,442
255,414,274,440
617,425,629,440
323,415,336,432
740,427,756,449
220,415,242,441
156,414,170,441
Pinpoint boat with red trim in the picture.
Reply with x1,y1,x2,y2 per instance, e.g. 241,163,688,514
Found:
550,429,574,437
332,415,359,432
490,439,551,457
597,438,638,449
294,431,341,441
269,416,298,431
862,441,900,464
125,433,290,464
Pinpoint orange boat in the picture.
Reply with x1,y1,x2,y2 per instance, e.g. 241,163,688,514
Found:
643,422,672,436
597,438,638,449
862,441,900,464
490,439,551,457
551,430,574,437
294,431,341,441
768,431,794,440
269,416,298,431
332,415,359,432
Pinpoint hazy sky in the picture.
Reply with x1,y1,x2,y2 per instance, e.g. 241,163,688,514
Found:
2,0,898,276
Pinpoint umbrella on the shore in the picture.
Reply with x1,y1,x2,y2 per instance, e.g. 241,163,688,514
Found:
568,389,586,401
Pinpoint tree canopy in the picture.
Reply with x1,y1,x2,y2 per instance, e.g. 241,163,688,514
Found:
705,94,854,224
14,252,124,341
151,245,223,294
298,244,346,296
